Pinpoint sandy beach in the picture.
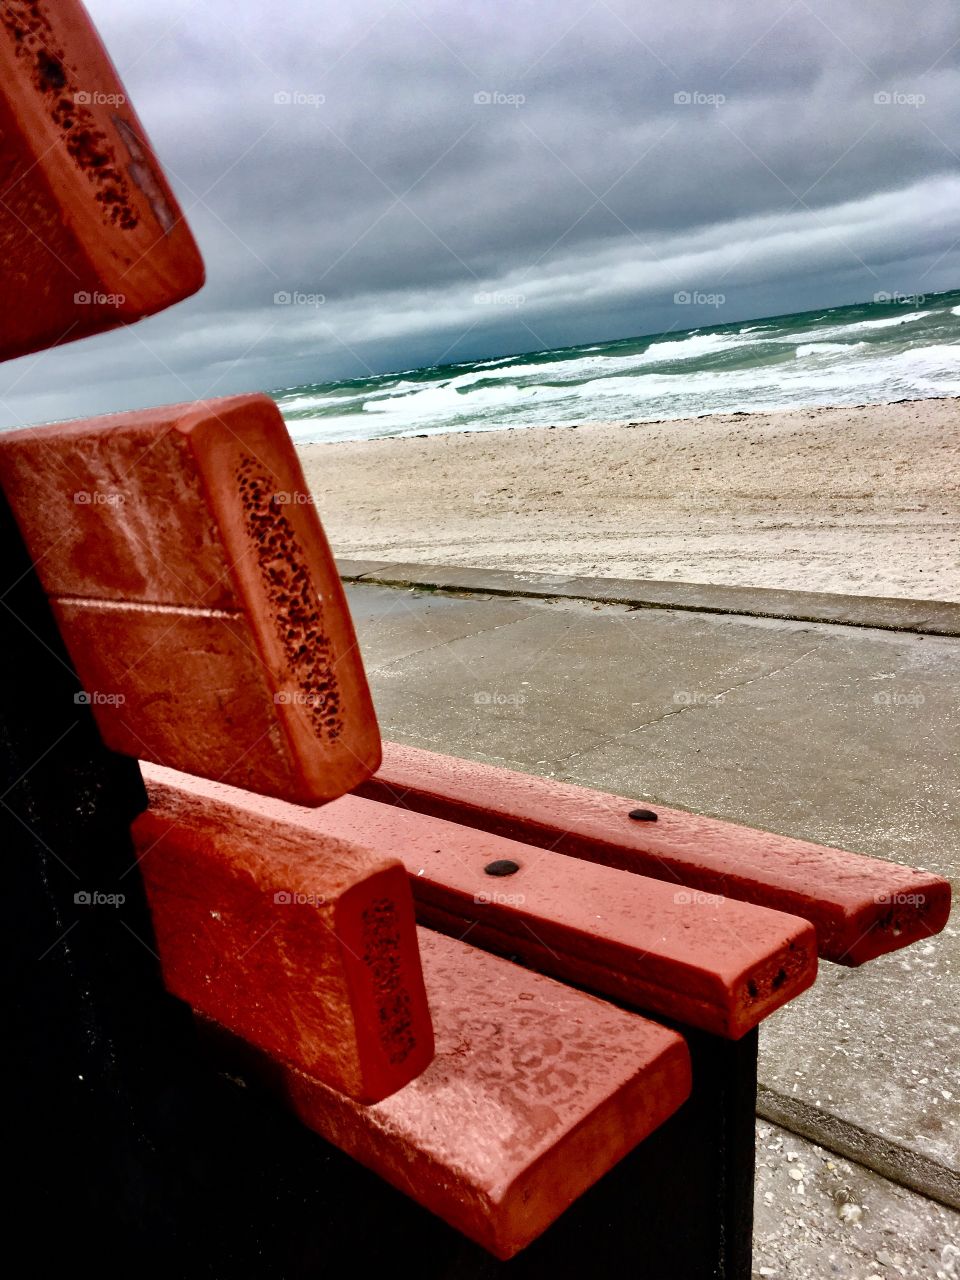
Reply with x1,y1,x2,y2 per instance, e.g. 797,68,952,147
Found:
298,398,960,601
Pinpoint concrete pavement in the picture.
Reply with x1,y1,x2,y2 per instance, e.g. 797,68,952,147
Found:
342,572,959,1224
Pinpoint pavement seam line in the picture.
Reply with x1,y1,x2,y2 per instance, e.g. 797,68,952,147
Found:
338,563,960,638
756,1085,960,1212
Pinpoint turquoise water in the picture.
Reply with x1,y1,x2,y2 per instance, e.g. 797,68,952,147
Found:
271,289,960,443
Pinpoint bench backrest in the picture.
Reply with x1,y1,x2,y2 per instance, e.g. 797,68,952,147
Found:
0,395,382,803
0,0,203,360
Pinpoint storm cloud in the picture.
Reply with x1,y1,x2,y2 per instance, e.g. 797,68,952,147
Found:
2,0,959,426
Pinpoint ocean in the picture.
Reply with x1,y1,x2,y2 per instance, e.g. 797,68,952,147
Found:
272,289,960,444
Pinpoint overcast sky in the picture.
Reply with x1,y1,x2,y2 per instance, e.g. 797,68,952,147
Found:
3,0,959,427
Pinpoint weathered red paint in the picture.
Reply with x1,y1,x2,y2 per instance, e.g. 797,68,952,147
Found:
0,395,381,803
142,762,818,1038
133,787,434,1103
279,926,691,1259
358,744,952,965
0,0,204,362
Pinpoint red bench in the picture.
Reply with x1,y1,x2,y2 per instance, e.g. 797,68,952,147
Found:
0,6,951,1276
1,396,697,1259
141,759,820,1040
3,392,950,1268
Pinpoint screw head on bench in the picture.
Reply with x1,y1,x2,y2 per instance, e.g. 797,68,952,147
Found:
484,859,521,877
628,808,658,822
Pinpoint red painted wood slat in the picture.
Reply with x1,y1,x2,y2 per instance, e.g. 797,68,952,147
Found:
0,395,381,803
274,927,691,1259
0,0,204,361
142,762,819,1038
132,790,434,1103
357,742,952,965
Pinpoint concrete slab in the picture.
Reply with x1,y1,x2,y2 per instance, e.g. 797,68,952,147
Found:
344,581,960,1197
346,583,532,669
551,614,957,882
352,586,834,773
754,1122,960,1280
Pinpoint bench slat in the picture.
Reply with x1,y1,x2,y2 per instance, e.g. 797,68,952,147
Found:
0,0,204,361
236,926,692,1259
0,395,381,804
133,791,434,1103
142,763,819,1038
357,743,952,965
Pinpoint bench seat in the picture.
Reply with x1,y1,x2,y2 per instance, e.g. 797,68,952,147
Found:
357,742,952,964
218,926,692,1260
143,762,819,1039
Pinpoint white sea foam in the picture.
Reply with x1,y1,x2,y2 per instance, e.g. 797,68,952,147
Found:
279,301,960,442
851,309,933,330
278,392,364,413
780,310,934,345
795,341,867,358
343,342,960,435
370,332,750,405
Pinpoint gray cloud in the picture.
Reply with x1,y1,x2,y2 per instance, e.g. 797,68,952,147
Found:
2,0,959,426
